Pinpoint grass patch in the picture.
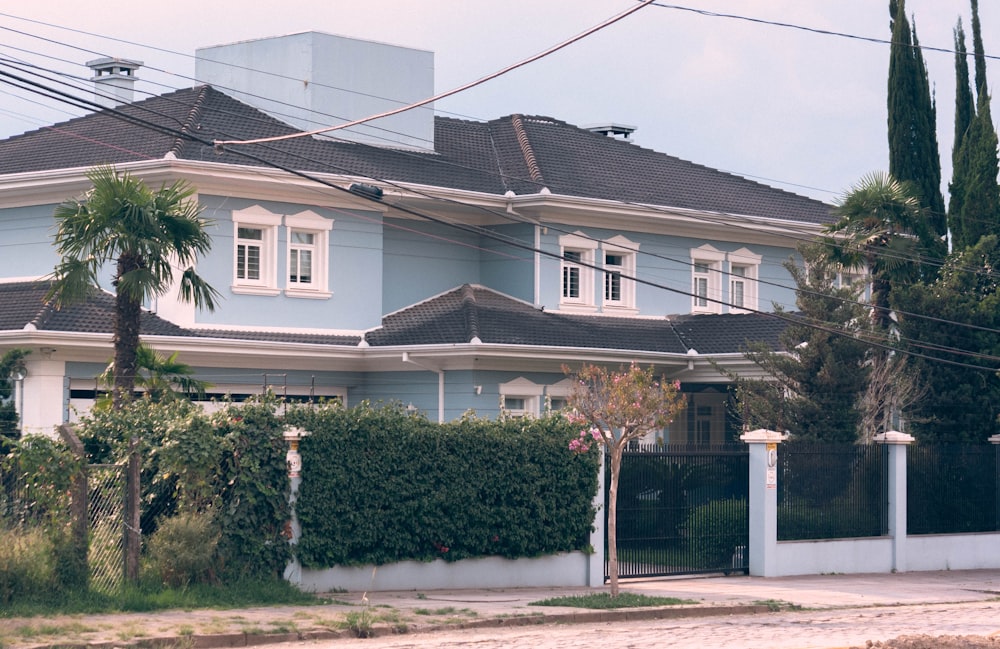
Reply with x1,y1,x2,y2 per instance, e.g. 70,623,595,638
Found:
0,577,318,618
530,592,697,609
752,599,803,612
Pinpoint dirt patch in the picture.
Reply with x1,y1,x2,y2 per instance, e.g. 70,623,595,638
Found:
855,635,1000,648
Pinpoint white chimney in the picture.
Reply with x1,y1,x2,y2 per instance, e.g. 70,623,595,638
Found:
86,57,143,108
195,32,435,151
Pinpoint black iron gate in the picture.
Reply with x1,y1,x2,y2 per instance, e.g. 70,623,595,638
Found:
607,444,749,579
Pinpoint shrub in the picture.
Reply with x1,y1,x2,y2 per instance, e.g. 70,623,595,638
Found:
684,498,747,569
0,527,54,604
290,402,599,568
145,511,220,587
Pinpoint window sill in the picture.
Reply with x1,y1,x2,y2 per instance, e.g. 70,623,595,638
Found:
557,302,599,314
285,288,333,300
232,285,281,296
602,304,639,316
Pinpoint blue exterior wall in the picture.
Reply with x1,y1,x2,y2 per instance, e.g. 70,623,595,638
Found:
536,226,799,316
382,218,481,313
0,204,59,278
479,223,536,303
195,196,384,330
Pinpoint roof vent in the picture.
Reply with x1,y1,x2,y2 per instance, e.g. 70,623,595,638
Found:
584,123,637,141
86,57,143,108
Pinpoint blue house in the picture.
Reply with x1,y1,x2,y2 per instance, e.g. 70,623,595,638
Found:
0,33,831,441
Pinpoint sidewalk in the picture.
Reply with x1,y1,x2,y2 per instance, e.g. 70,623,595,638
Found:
4,569,1000,648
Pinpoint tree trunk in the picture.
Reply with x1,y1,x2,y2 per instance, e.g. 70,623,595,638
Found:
607,444,623,597
113,253,143,582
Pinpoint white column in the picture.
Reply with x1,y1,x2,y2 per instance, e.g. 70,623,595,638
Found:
588,447,606,587
989,435,1000,534
282,426,307,585
20,358,67,437
874,431,913,573
740,428,786,577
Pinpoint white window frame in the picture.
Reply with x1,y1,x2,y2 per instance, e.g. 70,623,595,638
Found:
602,235,638,314
558,232,598,312
690,245,725,314
499,377,544,418
232,207,281,296
727,248,761,313
285,210,333,299
545,378,576,413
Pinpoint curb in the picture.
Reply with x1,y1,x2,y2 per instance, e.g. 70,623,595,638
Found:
22,604,774,649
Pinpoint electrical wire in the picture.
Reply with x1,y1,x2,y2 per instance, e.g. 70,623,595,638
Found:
211,0,657,147
8,71,1000,373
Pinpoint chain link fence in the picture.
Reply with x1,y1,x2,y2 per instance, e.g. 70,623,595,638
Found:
88,464,125,593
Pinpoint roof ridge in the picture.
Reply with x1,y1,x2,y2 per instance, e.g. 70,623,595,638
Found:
510,114,545,185
168,85,211,158
459,284,481,343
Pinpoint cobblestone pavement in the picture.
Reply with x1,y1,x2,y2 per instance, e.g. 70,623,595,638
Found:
276,600,1000,649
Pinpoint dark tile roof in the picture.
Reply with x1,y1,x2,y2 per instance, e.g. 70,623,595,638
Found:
365,284,786,354
0,87,832,224
187,329,361,346
0,281,360,345
0,281,188,336
0,281,784,355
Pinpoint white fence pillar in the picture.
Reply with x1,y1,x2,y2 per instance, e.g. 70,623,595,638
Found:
588,447,606,587
740,429,787,577
282,426,307,585
874,430,914,573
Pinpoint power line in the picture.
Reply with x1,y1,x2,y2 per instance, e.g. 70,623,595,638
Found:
5,69,998,373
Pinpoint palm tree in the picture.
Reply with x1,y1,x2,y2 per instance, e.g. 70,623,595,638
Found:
47,165,220,581
823,171,939,330
95,344,211,408
823,172,932,439
48,166,220,408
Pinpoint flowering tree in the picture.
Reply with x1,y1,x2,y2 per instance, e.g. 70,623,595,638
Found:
564,362,686,597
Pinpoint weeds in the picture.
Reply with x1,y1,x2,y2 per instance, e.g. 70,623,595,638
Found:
530,592,697,609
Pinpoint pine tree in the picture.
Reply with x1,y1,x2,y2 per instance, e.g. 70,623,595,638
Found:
971,0,988,102
733,244,869,442
887,0,946,242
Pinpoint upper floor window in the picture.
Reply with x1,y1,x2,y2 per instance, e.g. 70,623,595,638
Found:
690,245,724,314
558,232,597,312
285,211,333,299
602,235,638,313
232,207,281,296
727,248,761,313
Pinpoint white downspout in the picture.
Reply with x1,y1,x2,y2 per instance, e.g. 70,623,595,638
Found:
402,352,444,423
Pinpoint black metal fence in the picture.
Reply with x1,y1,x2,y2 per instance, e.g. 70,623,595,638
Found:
610,444,748,578
908,443,999,534
778,442,887,540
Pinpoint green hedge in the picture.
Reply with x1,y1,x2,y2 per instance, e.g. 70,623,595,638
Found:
289,404,599,568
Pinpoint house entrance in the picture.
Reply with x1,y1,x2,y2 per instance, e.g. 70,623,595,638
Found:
607,444,749,579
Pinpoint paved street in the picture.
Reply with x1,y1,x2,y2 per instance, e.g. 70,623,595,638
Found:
274,600,1000,649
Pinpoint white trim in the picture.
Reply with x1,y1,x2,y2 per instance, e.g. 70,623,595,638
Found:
285,209,334,298
691,244,725,314
601,235,639,314
499,377,544,417
727,247,762,313
232,206,280,293
558,232,598,312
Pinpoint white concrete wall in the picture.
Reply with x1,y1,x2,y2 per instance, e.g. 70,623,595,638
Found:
196,32,435,150
772,538,894,577
290,552,592,592
906,533,1000,571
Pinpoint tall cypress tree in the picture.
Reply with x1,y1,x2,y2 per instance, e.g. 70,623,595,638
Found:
971,0,988,102
950,0,1000,250
887,0,947,242
948,19,975,232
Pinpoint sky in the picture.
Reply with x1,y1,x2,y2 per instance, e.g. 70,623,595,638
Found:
0,0,995,204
